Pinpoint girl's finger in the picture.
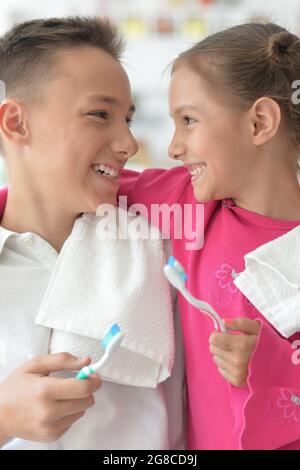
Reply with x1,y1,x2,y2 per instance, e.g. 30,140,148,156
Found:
223,317,261,335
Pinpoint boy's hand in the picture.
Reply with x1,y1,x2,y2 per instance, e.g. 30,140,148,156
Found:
209,318,260,388
0,353,101,445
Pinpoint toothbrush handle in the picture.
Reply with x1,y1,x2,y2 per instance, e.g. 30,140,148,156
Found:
181,287,226,332
76,353,109,380
89,352,110,373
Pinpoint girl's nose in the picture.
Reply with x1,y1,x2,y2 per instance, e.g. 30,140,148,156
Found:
168,135,186,161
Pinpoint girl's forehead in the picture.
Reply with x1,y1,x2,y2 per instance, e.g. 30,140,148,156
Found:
169,67,208,106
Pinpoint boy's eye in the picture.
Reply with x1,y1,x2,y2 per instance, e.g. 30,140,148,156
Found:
89,111,109,119
88,111,133,128
183,116,196,125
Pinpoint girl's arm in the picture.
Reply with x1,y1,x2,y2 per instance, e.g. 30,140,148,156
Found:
118,166,192,216
230,320,300,450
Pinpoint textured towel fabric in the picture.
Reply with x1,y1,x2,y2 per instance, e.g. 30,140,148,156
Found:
36,209,175,388
234,224,300,338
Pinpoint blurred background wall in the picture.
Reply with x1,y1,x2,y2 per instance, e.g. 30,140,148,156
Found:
0,0,300,185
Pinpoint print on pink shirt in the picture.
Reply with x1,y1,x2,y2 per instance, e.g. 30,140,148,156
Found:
212,263,238,306
212,262,258,312
265,388,300,425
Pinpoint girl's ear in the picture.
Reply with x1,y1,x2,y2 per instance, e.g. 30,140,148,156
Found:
0,99,29,146
249,97,281,146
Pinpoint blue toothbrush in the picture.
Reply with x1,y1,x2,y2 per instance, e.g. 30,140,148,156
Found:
76,324,123,380
164,256,226,332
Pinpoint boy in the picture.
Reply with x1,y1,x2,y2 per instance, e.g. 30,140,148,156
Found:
0,17,185,450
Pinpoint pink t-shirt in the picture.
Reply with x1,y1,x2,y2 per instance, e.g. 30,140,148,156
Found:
118,166,300,450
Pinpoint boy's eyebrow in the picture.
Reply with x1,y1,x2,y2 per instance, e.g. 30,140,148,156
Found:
86,94,135,113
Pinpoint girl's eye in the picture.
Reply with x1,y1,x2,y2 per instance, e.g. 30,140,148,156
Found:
89,111,109,119
183,116,196,125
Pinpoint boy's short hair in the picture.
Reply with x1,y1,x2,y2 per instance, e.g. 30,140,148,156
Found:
0,16,125,105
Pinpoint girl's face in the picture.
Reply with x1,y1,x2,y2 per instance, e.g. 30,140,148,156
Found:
168,65,254,203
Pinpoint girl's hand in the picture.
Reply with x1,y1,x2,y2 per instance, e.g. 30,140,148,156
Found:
209,318,261,388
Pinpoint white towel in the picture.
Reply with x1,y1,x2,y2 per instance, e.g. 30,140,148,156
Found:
233,224,300,338
35,209,175,388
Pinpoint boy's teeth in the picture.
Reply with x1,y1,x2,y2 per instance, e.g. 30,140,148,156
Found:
93,164,119,179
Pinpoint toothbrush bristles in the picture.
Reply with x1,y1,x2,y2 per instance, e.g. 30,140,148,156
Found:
167,256,188,281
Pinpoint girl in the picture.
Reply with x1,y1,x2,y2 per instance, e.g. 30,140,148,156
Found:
119,22,300,449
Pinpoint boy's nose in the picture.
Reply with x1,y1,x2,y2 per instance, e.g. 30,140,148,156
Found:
111,130,139,160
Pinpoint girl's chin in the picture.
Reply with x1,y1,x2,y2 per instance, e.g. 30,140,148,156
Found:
193,186,213,203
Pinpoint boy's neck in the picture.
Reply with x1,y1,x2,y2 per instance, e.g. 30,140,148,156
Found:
0,188,79,253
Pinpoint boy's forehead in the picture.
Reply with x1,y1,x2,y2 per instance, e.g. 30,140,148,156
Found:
48,48,132,106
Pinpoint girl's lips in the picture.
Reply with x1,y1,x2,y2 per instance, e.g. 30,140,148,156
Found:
185,163,208,182
185,162,207,173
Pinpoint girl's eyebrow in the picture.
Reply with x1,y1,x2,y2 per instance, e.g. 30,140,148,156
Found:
86,94,135,113
173,104,200,114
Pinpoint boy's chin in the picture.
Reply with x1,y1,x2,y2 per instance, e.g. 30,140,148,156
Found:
84,194,117,214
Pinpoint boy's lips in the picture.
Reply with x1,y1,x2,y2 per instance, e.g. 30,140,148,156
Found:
92,163,122,181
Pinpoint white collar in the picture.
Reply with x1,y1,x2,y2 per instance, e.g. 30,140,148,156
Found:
0,224,16,255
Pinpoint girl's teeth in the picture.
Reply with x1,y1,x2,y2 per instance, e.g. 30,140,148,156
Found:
190,163,207,177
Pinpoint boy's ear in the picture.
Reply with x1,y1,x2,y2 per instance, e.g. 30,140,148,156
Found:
0,99,29,145
249,97,281,146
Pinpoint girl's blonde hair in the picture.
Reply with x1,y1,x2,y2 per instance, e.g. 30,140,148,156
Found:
172,23,300,153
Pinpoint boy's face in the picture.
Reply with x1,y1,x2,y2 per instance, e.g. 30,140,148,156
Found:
20,46,138,213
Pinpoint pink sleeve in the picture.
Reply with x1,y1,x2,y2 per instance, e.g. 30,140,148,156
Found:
230,319,300,450
118,166,192,232
119,167,191,208
0,187,7,219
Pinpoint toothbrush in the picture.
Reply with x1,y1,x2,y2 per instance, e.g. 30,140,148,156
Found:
76,323,123,380
164,256,226,332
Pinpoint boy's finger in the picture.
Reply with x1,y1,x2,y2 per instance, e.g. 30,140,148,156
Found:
46,373,102,400
51,396,95,420
24,353,91,376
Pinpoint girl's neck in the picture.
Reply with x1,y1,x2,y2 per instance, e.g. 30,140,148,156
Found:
233,154,300,221
0,184,79,253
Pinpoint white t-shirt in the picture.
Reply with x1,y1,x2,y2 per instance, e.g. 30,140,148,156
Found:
0,226,185,450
